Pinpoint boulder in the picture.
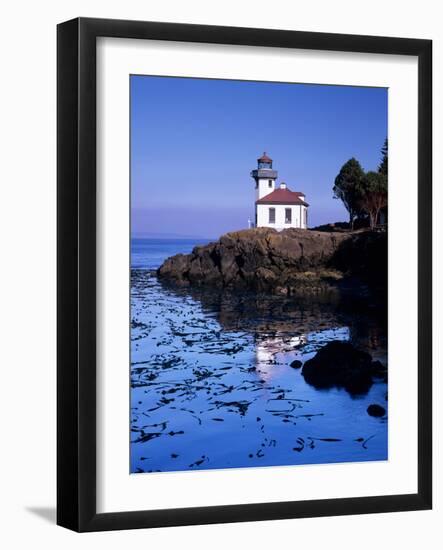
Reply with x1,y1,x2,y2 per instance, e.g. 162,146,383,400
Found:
301,341,374,395
367,404,386,417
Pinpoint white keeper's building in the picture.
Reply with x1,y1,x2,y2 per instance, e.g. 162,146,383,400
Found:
251,152,309,230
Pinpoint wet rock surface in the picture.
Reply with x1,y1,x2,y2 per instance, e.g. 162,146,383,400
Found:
157,227,386,294
301,341,377,395
367,404,387,417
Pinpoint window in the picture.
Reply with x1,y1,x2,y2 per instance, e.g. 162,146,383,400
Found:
268,180,273,188
268,208,275,224
285,208,292,224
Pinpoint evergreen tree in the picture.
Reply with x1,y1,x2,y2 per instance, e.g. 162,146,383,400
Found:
379,138,388,176
333,158,365,229
360,171,388,229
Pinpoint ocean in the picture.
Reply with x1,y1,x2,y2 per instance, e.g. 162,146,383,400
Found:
130,238,388,474
131,237,213,270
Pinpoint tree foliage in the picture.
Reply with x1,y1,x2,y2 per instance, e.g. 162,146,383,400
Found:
334,140,388,230
333,158,365,229
360,171,388,229
379,138,388,176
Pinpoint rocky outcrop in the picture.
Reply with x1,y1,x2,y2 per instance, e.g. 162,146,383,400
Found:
157,227,387,295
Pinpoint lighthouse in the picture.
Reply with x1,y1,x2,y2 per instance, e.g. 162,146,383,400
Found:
251,152,278,201
251,152,309,230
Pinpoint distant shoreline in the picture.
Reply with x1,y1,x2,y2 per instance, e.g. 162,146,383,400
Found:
132,234,215,241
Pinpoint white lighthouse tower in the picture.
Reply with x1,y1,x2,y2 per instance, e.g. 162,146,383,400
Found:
251,152,278,201
251,152,309,230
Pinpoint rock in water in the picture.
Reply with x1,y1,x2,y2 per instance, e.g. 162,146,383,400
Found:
290,360,303,369
301,341,374,395
367,404,386,417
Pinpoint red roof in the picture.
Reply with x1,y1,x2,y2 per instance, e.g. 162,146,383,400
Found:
258,152,272,162
256,187,308,206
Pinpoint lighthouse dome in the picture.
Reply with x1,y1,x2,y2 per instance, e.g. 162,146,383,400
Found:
258,152,272,163
257,152,273,169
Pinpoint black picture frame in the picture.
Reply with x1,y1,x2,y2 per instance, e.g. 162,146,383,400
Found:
57,17,432,532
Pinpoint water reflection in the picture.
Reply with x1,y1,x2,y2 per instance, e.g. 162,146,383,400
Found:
157,275,387,361
130,271,388,474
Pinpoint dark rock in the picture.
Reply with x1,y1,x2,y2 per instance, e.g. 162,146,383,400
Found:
310,222,351,232
158,227,385,294
371,360,388,381
301,341,374,395
157,253,191,285
310,218,372,232
290,360,303,369
332,230,387,288
367,404,386,417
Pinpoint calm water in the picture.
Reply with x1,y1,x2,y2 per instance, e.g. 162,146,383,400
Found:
130,238,388,473
131,238,213,270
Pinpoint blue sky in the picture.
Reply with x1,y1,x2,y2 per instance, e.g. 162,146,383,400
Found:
131,75,387,238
